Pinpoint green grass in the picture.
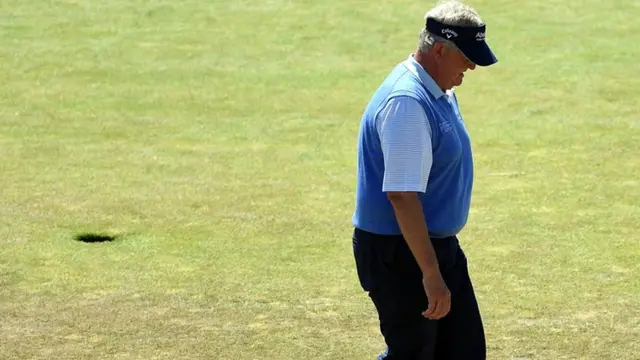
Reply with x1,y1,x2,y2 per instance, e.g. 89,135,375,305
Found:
1,0,639,359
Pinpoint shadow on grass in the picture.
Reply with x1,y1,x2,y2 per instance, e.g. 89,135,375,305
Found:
74,232,120,243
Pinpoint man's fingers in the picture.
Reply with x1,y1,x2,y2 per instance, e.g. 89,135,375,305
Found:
423,300,437,318
424,297,451,319
424,299,441,319
440,298,451,318
432,299,445,319
440,296,451,318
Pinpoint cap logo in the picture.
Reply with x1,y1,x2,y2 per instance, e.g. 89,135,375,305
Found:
475,32,485,41
441,28,458,39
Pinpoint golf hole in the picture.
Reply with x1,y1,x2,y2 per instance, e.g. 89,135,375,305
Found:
74,232,118,243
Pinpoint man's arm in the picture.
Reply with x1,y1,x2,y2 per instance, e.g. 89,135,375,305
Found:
386,192,440,277
378,96,451,319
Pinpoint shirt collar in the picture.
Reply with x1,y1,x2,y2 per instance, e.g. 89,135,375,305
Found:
402,54,446,99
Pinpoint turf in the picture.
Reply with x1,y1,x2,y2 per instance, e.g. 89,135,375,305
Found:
1,0,638,359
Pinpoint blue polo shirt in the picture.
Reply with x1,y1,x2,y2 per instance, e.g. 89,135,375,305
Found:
352,55,474,238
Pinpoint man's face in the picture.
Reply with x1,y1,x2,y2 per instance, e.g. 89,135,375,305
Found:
435,43,477,89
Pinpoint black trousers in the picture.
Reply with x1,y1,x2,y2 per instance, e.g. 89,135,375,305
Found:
352,228,486,360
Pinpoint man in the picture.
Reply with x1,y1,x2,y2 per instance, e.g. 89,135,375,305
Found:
351,1,498,359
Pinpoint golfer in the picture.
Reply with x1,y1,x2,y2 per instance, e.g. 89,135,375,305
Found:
351,0,498,359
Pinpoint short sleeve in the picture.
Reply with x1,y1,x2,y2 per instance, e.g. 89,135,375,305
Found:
376,96,433,193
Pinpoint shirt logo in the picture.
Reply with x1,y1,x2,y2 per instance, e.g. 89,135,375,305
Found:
439,119,453,133
475,32,485,41
441,29,458,39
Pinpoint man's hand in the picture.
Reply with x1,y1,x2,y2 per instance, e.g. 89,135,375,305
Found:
422,272,451,320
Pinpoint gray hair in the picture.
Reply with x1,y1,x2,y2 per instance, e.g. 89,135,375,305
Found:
418,0,484,53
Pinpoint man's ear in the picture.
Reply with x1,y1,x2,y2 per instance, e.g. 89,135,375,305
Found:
432,42,445,60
